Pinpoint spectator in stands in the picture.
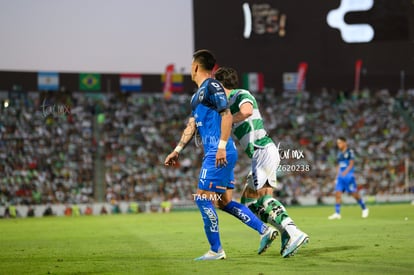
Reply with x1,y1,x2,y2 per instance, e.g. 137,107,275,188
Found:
128,201,139,214
72,204,81,216
100,205,108,215
84,205,93,215
27,205,35,217
64,204,72,216
43,204,54,216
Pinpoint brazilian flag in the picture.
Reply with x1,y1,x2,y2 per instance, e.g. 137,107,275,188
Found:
79,73,101,91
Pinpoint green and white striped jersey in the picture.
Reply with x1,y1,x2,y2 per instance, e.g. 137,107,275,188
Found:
228,89,273,158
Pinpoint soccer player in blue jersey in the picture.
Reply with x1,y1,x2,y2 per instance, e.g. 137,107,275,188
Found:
328,137,369,219
215,66,309,258
164,49,277,261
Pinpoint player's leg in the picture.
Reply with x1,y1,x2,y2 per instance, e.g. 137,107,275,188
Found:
216,151,269,238
219,188,267,235
242,183,308,257
240,144,282,228
216,150,277,255
193,156,225,261
194,189,225,260
240,146,291,254
197,151,276,257
328,178,343,219
348,176,369,218
218,188,278,255
242,144,308,257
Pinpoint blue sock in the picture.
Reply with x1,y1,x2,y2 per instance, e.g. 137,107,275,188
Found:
335,203,341,214
222,201,267,235
195,198,222,253
357,199,366,210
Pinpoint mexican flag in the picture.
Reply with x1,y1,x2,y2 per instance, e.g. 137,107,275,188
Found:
242,72,264,93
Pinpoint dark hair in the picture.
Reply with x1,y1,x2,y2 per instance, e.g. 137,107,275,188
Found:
214,67,239,89
337,136,347,142
193,49,216,71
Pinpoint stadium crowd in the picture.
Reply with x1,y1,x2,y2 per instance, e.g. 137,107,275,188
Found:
0,92,94,207
1,88,413,212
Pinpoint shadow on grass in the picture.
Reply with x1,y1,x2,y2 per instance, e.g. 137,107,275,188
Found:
299,245,363,256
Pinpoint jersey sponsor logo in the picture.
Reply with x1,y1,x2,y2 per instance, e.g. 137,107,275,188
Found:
198,90,205,102
339,162,348,168
202,206,219,232
230,206,251,223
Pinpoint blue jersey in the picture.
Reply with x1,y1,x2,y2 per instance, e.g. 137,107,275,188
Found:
337,148,355,175
190,78,236,156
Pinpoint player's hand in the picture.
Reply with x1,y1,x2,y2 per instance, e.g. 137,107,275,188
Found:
215,148,227,167
164,151,179,166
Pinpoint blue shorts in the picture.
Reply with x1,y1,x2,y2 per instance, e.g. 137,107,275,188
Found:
335,175,357,193
198,151,237,193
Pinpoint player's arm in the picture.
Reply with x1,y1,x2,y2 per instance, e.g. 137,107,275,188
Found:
341,159,354,177
215,108,232,167
209,79,231,167
232,102,253,123
164,117,196,166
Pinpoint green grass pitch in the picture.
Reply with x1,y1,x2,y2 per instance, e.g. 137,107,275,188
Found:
0,203,413,275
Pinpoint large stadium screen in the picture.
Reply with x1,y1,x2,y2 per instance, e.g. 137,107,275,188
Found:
193,0,414,91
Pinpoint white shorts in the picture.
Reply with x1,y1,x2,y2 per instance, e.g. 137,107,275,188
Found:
246,143,280,190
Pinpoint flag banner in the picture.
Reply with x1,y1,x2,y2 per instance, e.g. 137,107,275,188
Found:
38,72,59,91
296,62,308,92
354,59,362,92
212,63,219,75
283,72,304,91
79,73,101,91
120,74,142,92
242,72,264,93
161,73,183,92
163,64,175,100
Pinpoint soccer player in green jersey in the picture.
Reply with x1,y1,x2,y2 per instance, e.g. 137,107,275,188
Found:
215,67,309,258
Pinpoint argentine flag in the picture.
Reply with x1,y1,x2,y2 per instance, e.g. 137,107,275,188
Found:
38,72,59,91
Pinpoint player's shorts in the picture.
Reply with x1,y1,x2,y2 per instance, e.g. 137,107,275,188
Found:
197,151,237,194
246,143,280,191
335,174,357,193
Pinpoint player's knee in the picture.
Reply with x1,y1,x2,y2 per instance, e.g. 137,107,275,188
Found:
256,186,273,197
217,194,231,209
217,200,226,209
243,187,257,198
352,192,361,200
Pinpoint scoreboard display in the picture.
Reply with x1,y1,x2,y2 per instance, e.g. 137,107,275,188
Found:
193,0,414,91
